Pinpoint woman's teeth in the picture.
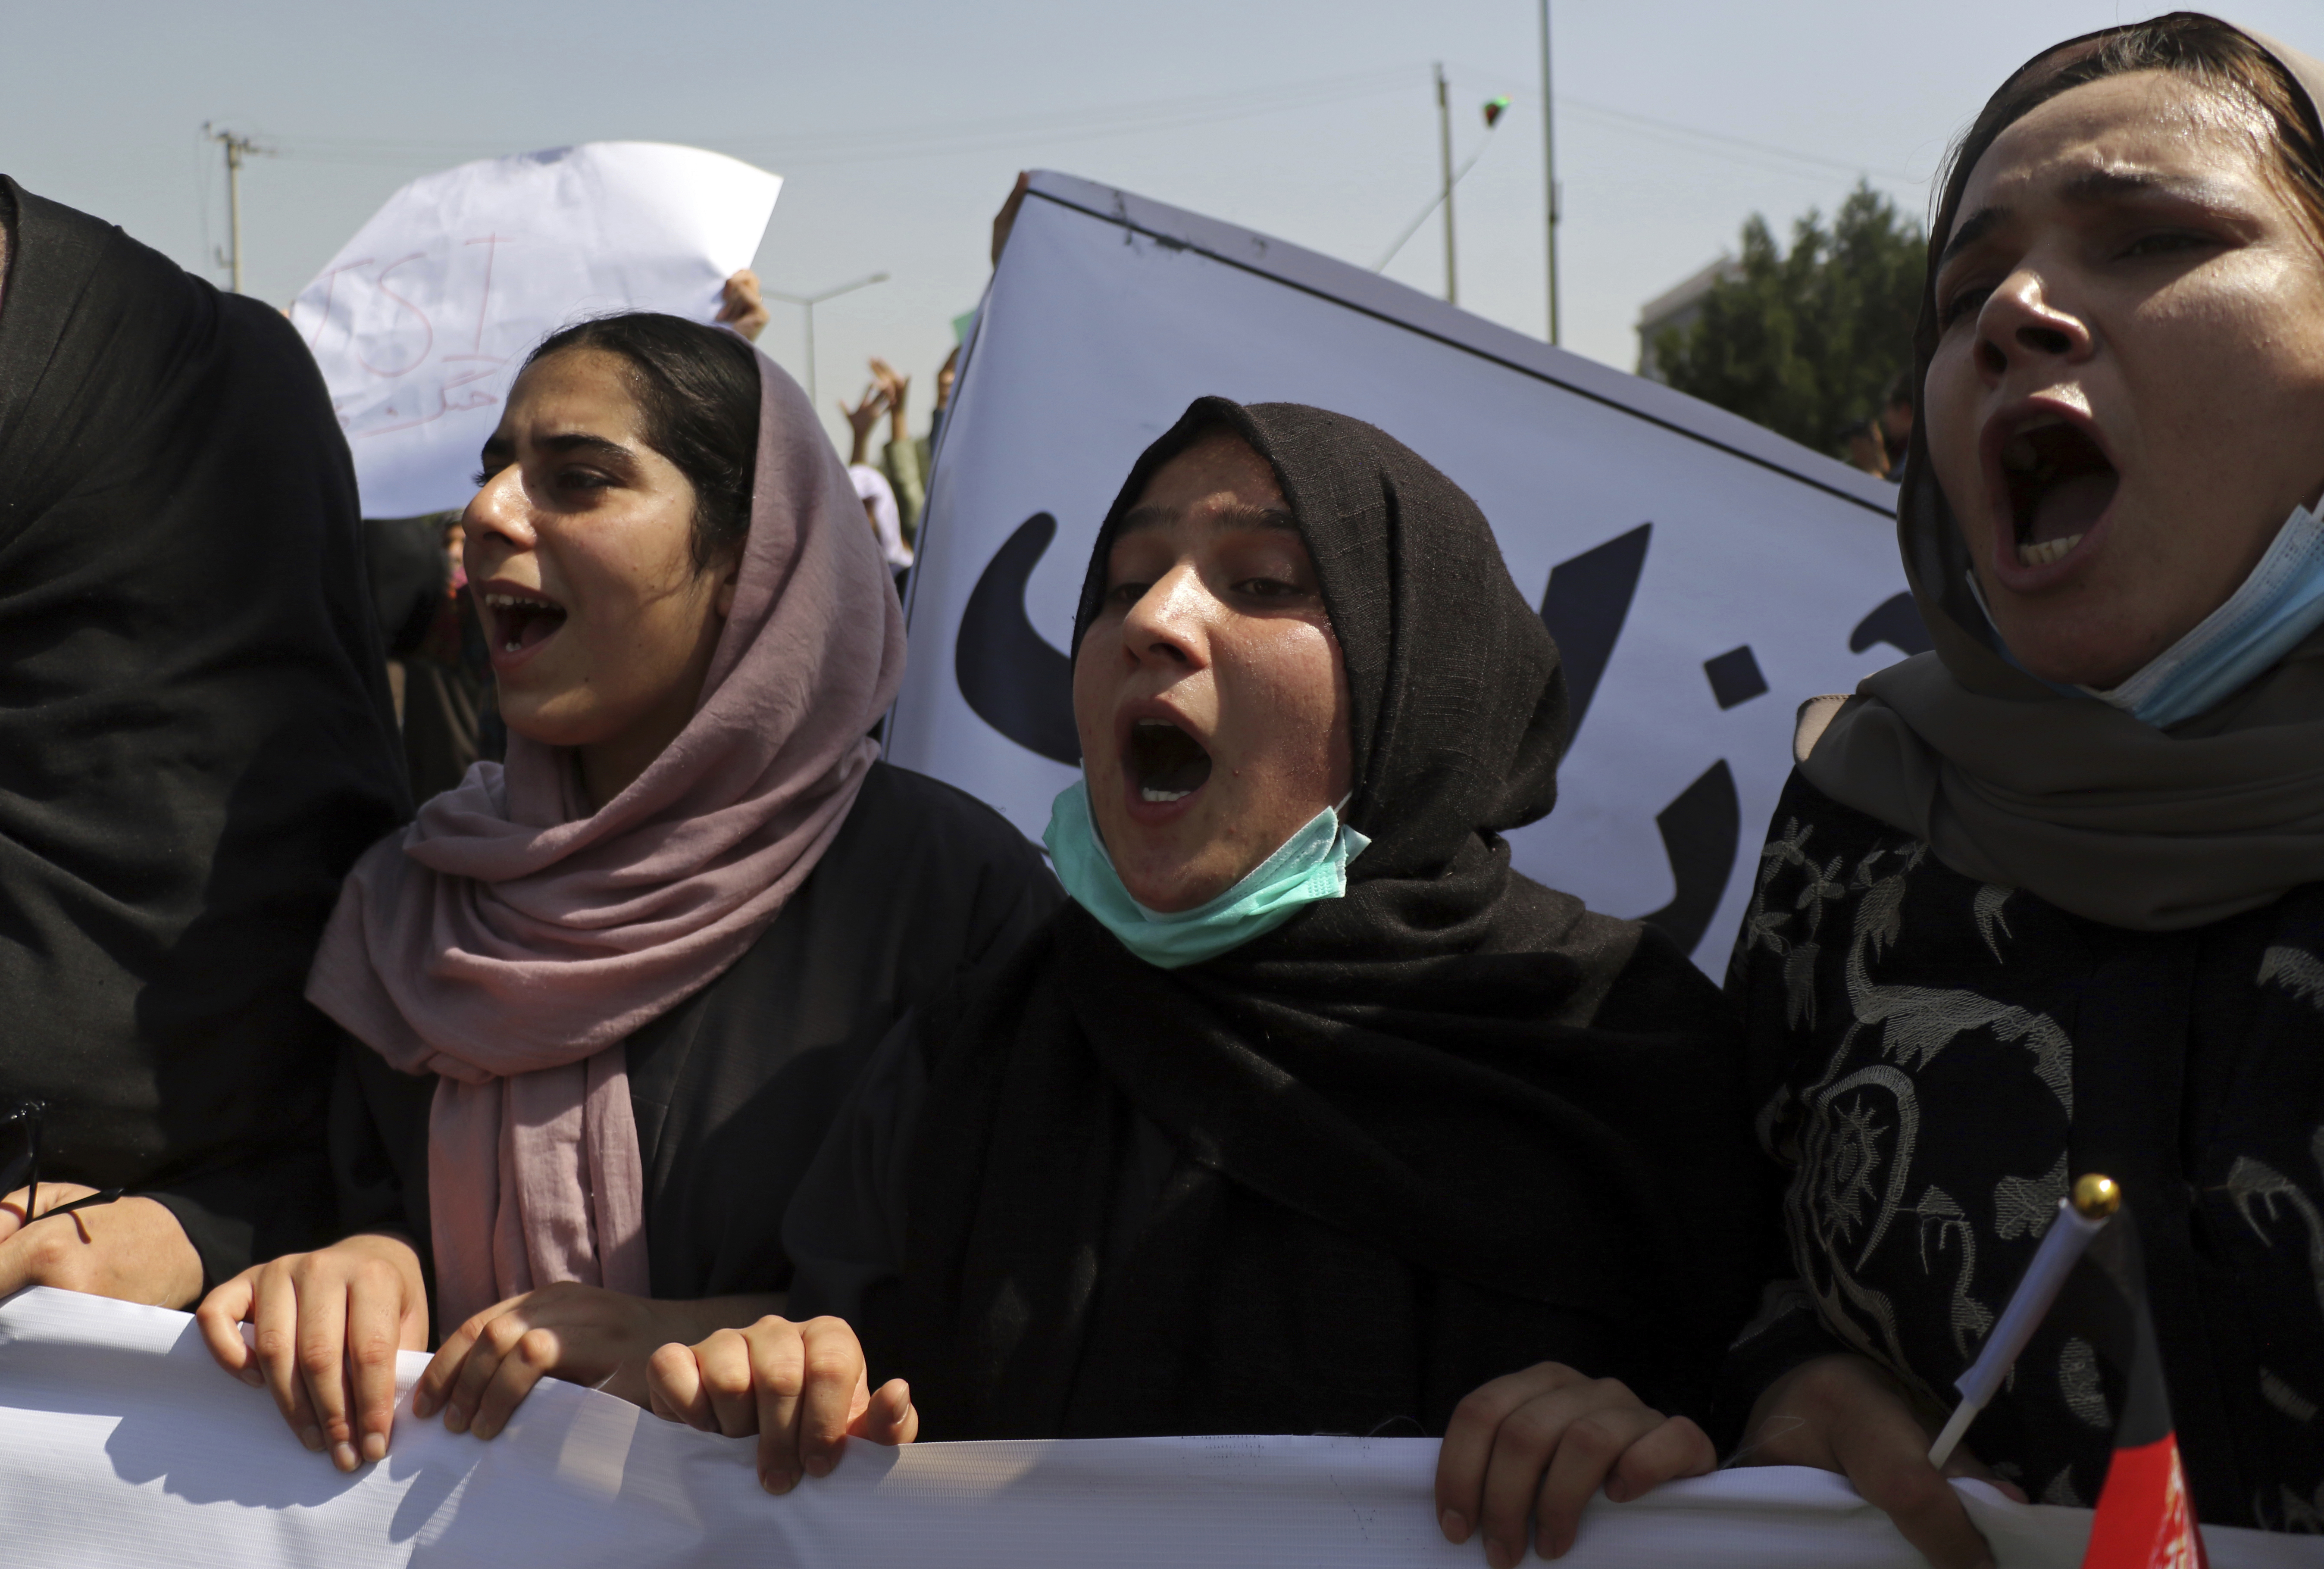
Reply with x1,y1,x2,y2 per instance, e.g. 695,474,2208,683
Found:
1999,416,2115,568
1126,717,1213,803
2017,534,2082,567
483,592,565,653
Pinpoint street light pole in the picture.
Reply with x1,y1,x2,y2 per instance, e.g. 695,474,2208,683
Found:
1435,63,1458,307
1539,0,1561,345
763,272,891,412
204,123,268,294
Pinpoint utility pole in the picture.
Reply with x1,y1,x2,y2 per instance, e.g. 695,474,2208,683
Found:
204,124,269,294
1539,0,1561,344
763,272,890,412
1434,63,1458,306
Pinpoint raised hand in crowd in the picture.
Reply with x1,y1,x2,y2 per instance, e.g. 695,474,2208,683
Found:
1434,1362,1715,1566
869,356,910,444
0,1184,203,1309
716,269,769,341
195,1233,430,1472
841,380,891,466
935,344,958,413
1734,1354,2022,1569
647,1313,917,1494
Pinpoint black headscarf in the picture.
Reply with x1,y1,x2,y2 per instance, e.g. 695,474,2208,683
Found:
876,399,1768,1439
0,179,407,1283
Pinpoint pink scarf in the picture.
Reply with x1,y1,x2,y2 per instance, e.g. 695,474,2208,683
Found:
308,350,906,1330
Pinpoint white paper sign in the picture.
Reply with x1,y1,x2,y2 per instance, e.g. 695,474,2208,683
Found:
290,142,781,518
888,173,1926,970
11,1288,2310,1569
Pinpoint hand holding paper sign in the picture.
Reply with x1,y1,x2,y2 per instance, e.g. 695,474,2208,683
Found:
291,142,780,518
716,269,770,341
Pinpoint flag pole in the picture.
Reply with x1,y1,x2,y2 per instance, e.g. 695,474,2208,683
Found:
1928,1174,2120,1469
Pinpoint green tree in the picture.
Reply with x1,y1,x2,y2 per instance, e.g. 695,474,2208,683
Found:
1652,181,1926,456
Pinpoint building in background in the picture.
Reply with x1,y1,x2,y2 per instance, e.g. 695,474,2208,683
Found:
1635,256,1739,382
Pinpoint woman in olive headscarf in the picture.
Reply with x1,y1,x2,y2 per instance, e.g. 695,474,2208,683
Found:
1726,13,2324,1560
645,398,1776,1565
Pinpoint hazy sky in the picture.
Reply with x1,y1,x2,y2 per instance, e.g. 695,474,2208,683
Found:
8,0,2318,450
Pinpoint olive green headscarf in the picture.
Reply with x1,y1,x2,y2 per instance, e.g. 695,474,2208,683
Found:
1802,14,2324,931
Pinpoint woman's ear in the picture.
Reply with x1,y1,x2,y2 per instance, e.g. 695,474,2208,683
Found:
713,553,742,620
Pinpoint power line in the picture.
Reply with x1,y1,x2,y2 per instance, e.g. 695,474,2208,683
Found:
265,66,1420,173
1376,108,1504,274
1441,61,1926,189
1561,97,1921,187
254,63,1922,200
738,67,1418,164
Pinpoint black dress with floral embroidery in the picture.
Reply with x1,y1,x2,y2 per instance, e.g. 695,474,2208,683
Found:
1726,769,2324,1532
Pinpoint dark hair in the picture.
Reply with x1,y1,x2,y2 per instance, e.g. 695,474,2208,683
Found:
1930,15,2324,309
522,313,761,571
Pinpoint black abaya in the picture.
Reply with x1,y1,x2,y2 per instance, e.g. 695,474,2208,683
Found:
0,179,407,1285
346,762,1063,1300
791,399,1773,1440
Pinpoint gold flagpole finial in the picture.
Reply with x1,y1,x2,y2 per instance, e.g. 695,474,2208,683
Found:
2072,1173,2121,1220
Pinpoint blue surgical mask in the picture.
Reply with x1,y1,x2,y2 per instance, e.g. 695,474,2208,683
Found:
2083,500,2324,728
1042,778,1371,970
1966,500,2324,729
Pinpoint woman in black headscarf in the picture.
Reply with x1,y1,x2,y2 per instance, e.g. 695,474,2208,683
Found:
644,398,1774,1561
1724,14,2324,1560
0,179,406,1303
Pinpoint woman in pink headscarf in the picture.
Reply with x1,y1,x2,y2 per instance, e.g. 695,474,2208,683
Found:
192,313,1058,1474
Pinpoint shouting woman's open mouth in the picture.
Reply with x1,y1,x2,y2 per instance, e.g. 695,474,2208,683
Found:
1996,411,2119,572
1124,716,1212,809
482,586,568,664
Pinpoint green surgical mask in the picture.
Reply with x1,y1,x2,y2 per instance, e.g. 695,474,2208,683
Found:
1042,778,1371,970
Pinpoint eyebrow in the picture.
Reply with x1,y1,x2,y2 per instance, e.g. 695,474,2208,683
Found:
475,431,636,470
1116,501,1299,536
1939,169,2240,270
1937,204,2008,272
2074,166,2251,205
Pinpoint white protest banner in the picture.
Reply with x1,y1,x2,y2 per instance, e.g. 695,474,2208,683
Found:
290,142,780,518
9,1287,2313,1569
889,172,1926,970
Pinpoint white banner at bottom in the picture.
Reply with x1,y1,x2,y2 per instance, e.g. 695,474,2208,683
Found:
0,1287,2311,1568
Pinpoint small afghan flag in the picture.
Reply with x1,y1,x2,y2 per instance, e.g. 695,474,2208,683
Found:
2065,1195,2206,1569
1931,1175,2206,1569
